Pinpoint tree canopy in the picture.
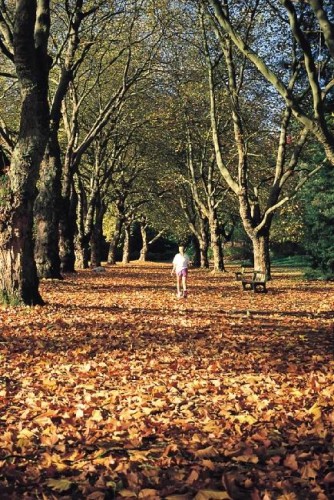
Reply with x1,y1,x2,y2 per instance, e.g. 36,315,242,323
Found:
1,0,334,303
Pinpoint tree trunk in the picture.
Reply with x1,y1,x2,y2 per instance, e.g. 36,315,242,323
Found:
81,187,98,268
209,213,225,272
139,222,148,261
108,216,123,265
0,0,50,305
122,224,131,264
191,234,201,268
199,217,210,268
34,137,62,279
186,215,209,269
76,234,90,270
59,183,78,272
252,232,271,279
90,228,101,268
200,240,210,268
90,225,102,267
74,178,86,269
90,200,105,268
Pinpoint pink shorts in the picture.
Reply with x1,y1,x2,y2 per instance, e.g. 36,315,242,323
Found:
177,269,188,277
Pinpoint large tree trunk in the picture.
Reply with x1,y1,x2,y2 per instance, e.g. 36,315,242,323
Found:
200,240,209,268
59,182,78,272
199,217,210,268
191,234,201,268
90,199,105,268
108,216,123,265
0,0,50,305
34,137,62,279
139,222,148,261
122,224,131,264
139,221,164,262
81,187,98,269
186,215,209,269
74,177,87,269
252,231,271,279
90,228,101,268
239,195,272,278
209,212,225,272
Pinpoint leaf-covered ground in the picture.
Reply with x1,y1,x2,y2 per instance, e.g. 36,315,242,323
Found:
0,262,333,500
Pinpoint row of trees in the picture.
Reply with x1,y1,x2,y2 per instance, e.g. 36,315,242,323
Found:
0,0,334,304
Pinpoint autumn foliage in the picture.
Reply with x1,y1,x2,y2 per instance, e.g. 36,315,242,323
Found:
0,263,333,499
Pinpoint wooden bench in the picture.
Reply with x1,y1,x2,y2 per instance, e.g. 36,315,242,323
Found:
241,270,268,293
235,266,252,281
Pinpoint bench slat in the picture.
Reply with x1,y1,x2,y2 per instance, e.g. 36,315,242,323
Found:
240,270,267,293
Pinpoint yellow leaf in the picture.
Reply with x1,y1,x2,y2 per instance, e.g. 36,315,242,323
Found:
118,490,137,498
128,449,150,461
17,428,35,448
234,414,257,425
34,416,53,426
40,433,59,447
194,446,219,458
194,490,231,500
46,478,72,492
138,489,159,498
307,402,322,421
50,454,68,472
234,454,259,464
42,378,57,389
202,422,222,434
91,409,103,422
18,429,35,439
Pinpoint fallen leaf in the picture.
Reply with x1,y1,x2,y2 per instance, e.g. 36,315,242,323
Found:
45,478,73,492
194,490,231,500
283,454,298,471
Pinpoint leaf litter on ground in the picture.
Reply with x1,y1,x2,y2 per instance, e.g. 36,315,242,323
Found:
0,262,333,499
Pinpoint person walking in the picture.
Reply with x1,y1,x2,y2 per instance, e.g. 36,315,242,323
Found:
171,245,190,298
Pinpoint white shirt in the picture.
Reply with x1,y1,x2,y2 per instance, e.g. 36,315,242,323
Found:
173,253,189,273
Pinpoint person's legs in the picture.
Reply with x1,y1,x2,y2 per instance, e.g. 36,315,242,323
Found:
182,274,187,293
176,273,182,296
182,269,188,297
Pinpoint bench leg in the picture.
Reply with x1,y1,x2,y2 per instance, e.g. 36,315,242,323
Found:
242,282,254,291
253,283,267,293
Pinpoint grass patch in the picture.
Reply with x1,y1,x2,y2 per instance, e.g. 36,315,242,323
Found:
0,290,22,307
271,255,311,267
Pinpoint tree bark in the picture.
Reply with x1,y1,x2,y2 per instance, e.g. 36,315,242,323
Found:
252,231,271,278
139,219,164,262
191,234,201,268
81,195,96,269
108,215,123,265
34,138,62,279
0,0,50,305
122,223,131,264
90,198,105,268
139,222,148,261
199,217,210,268
59,180,78,272
209,212,225,271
